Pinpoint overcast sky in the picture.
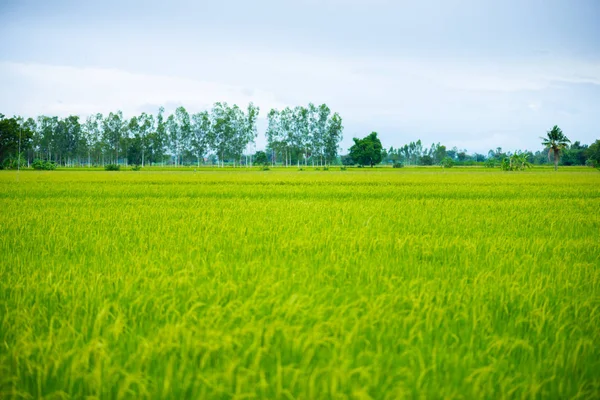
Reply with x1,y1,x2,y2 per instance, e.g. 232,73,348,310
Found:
1,0,599,153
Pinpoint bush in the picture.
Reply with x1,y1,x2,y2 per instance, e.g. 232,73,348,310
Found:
131,165,141,171
104,164,120,171
440,157,454,168
261,165,270,171
420,155,433,165
485,159,496,168
2,156,26,170
323,166,329,171
393,162,404,168
32,159,57,170
340,166,347,171
298,167,304,171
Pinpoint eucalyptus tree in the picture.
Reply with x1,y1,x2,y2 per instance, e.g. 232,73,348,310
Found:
103,111,124,164
52,116,81,166
152,107,167,165
36,116,58,162
291,106,309,166
123,116,142,165
22,117,37,165
314,104,330,165
266,108,283,166
324,112,343,164
138,112,154,167
127,116,142,166
541,125,570,170
307,103,318,165
228,104,246,166
190,111,210,167
165,114,177,165
280,107,295,166
174,106,191,166
242,103,260,166
82,114,101,166
209,102,235,167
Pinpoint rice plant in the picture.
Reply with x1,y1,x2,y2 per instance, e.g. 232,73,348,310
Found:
1,169,599,399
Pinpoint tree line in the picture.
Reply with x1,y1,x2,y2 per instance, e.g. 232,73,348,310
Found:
1,110,599,169
0,102,344,169
344,126,599,169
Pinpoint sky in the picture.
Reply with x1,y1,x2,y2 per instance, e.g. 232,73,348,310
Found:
1,0,599,154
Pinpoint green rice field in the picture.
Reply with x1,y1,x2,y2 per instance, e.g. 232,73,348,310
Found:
1,168,599,399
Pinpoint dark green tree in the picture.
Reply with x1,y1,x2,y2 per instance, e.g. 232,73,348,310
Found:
585,139,600,167
420,155,433,165
0,114,33,168
349,132,383,167
253,150,268,166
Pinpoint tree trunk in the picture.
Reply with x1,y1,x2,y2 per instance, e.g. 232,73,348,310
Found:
554,148,559,171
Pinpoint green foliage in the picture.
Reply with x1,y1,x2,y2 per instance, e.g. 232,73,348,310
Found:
561,141,588,166
340,166,347,171
501,152,532,171
586,139,600,167
2,154,27,170
0,171,599,398
260,165,270,171
440,157,454,168
131,165,142,171
420,155,433,165
393,162,404,168
253,150,268,166
484,158,496,168
0,114,33,166
31,159,57,170
266,104,343,166
541,125,570,170
104,164,120,171
348,132,383,167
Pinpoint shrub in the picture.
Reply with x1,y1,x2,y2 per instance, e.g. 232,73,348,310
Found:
2,156,26,170
131,165,141,171
485,159,496,168
440,157,454,168
393,162,404,169
323,166,329,171
261,165,270,171
32,159,57,170
340,166,347,171
298,167,304,171
104,164,120,171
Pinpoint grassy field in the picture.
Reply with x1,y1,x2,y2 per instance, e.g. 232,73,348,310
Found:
1,168,599,399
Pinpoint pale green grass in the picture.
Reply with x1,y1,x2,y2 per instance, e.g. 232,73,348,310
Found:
1,169,599,399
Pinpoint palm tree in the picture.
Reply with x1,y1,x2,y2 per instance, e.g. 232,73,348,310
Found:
541,125,570,171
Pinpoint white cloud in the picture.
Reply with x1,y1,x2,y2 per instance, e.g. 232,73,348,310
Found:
0,61,287,118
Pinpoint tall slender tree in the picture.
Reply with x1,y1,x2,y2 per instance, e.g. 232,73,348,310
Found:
190,111,210,167
103,111,124,164
541,125,570,171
